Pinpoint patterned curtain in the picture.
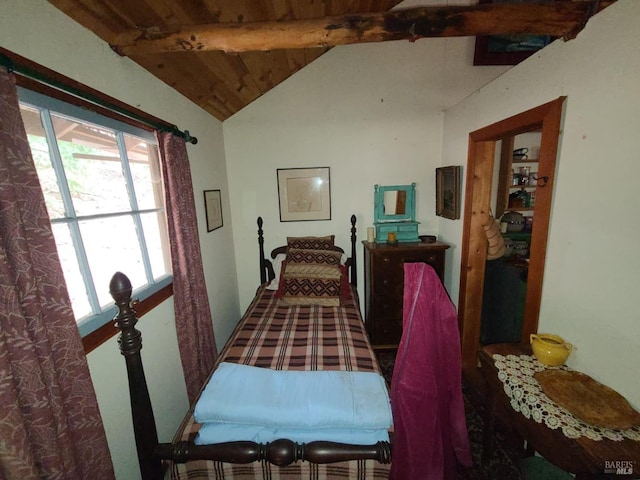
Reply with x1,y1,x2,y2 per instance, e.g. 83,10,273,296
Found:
157,131,217,403
0,68,114,478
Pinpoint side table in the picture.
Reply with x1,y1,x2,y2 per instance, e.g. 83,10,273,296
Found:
479,343,640,479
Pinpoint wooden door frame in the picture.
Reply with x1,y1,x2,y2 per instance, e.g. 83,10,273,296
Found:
458,97,566,368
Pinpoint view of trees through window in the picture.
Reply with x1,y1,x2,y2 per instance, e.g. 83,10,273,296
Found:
19,98,171,335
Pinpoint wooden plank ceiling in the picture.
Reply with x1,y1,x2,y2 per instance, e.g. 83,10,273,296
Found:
46,0,610,122
46,0,402,121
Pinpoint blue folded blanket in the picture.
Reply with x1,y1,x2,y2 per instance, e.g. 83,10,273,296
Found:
195,423,390,445
193,362,392,430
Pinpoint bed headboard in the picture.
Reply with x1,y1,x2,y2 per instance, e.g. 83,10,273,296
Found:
257,215,358,287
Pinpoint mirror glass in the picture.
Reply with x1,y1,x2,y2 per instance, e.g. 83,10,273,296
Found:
374,183,416,224
383,190,407,215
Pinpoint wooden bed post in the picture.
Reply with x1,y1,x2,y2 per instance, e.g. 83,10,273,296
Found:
350,214,357,287
110,272,163,480
258,216,266,284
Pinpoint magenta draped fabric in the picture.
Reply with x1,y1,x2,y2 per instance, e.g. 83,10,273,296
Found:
390,263,472,480
157,131,217,403
0,67,115,479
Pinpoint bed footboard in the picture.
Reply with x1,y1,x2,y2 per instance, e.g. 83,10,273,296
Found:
155,438,391,466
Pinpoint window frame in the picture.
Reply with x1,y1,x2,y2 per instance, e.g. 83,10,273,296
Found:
18,87,173,343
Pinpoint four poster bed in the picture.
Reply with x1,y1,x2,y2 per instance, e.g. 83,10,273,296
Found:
110,215,393,480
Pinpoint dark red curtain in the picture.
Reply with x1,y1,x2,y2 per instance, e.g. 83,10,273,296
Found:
0,67,114,479
156,131,217,403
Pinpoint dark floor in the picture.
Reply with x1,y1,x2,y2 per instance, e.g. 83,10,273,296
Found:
375,348,524,480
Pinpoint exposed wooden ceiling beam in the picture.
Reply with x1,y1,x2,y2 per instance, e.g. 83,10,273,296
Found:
112,2,614,56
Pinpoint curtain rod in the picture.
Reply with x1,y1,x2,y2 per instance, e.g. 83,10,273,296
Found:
0,52,198,145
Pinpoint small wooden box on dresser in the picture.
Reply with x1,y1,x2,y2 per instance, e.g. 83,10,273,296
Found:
363,241,450,348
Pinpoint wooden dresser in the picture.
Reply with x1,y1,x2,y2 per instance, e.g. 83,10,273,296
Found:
362,241,449,348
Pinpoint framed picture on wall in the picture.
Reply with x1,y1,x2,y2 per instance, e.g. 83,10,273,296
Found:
436,166,461,220
473,0,554,66
277,167,331,222
204,189,223,232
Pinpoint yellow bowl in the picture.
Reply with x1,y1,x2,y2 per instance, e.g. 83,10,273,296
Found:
530,333,573,367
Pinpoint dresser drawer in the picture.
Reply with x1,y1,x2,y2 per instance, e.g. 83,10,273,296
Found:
374,222,419,243
372,252,444,282
372,270,404,295
372,296,403,318
373,316,403,346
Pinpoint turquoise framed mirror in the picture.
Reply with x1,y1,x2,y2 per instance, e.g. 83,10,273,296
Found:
374,184,416,223
373,184,419,243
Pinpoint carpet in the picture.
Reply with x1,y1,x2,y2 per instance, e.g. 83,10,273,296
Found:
375,349,523,480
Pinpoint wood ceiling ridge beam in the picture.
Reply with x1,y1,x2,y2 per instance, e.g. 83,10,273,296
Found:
564,0,603,40
110,2,616,56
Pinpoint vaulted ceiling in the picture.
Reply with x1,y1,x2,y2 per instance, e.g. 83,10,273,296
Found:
46,1,612,121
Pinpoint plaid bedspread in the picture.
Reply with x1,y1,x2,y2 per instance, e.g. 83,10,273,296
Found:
168,285,391,480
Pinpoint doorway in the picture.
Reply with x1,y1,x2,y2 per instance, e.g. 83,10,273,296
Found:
457,97,566,368
480,132,539,345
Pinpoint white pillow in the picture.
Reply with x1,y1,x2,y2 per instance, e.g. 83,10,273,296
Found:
266,253,286,290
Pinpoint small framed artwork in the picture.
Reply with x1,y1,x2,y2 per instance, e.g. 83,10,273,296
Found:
277,167,331,222
436,166,461,220
473,0,554,66
204,189,223,232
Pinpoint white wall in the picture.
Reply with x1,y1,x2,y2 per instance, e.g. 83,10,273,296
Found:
442,0,640,407
224,36,507,309
1,1,240,478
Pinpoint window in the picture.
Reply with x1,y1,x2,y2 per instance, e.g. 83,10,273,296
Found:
18,88,172,337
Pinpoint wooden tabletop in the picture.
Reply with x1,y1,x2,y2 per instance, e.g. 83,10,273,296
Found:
479,343,640,479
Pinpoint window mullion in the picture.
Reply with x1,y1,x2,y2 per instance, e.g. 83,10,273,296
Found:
40,109,76,221
50,208,162,224
68,221,101,313
41,109,101,314
116,132,154,284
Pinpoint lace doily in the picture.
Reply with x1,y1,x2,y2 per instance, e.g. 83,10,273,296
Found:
493,354,640,441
